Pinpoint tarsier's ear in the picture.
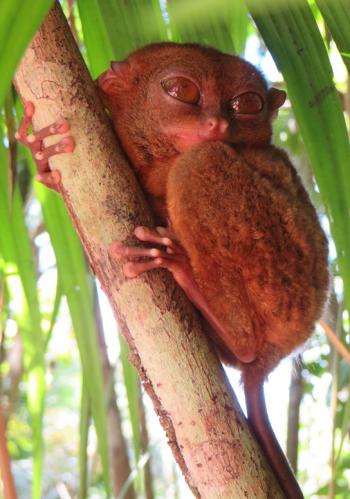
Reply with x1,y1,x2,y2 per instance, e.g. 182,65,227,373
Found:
267,88,287,119
95,60,131,96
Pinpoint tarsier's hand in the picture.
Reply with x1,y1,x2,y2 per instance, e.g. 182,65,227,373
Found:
110,226,192,285
16,101,75,191
110,226,204,297
110,226,229,339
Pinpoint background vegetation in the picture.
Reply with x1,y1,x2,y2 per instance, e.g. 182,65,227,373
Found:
0,0,349,497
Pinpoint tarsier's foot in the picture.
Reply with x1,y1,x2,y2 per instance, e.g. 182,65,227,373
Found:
110,226,235,350
15,101,75,191
109,226,193,291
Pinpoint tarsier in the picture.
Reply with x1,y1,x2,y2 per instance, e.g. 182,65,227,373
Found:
17,43,329,499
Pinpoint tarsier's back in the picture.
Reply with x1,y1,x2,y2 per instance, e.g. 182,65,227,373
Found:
167,140,329,385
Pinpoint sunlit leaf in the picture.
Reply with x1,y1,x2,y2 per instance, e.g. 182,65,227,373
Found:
246,0,350,313
0,117,45,499
0,0,53,107
316,0,350,73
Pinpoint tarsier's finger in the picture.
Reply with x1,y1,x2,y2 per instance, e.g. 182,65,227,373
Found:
134,226,172,246
155,226,176,239
34,137,75,172
27,117,70,143
110,241,185,262
15,102,35,142
110,242,167,259
123,258,165,278
155,227,186,255
35,171,61,191
134,226,183,256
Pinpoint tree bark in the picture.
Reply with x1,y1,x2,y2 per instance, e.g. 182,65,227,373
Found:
14,3,283,497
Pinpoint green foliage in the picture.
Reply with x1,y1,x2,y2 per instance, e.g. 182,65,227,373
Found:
316,0,350,73
246,0,350,314
19,130,111,493
0,115,45,498
0,0,53,107
167,0,249,54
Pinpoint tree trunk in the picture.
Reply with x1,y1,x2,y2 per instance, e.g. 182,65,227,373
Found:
14,3,283,497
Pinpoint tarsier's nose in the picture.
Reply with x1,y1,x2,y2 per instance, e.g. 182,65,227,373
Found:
202,116,230,141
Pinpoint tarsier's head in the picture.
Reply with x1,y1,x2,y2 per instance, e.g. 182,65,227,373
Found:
97,43,286,171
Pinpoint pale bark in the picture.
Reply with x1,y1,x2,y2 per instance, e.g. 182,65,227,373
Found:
14,3,284,497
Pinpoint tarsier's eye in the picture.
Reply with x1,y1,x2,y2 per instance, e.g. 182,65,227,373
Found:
231,92,264,115
161,77,200,104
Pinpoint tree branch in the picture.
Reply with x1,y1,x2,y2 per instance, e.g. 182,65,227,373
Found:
14,3,283,497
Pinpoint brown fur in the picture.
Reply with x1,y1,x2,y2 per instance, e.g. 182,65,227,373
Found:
167,142,328,386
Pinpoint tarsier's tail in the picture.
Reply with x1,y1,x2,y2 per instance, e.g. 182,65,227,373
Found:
244,381,304,499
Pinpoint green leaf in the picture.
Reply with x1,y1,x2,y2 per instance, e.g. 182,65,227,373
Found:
77,0,168,76
34,184,111,496
316,0,350,73
167,0,249,53
246,0,350,312
120,336,141,468
0,0,53,107
0,117,45,499
19,139,110,495
79,380,90,499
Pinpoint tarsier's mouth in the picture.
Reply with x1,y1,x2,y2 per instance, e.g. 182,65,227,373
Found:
174,131,230,147
165,123,231,152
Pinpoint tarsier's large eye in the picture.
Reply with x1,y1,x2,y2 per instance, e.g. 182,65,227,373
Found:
161,77,200,104
231,92,264,115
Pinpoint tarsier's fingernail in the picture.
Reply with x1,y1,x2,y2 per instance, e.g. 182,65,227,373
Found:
27,134,35,143
15,132,20,140
150,249,160,257
52,170,61,181
55,137,74,153
24,102,35,116
109,241,123,255
55,118,69,134
134,226,145,237
110,241,123,248
111,251,123,260
123,263,136,278
35,152,44,160
61,136,75,152
162,237,172,246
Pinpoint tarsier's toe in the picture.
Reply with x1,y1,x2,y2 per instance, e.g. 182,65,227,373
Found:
54,117,70,134
24,101,35,117
109,241,124,259
123,260,163,278
35,171,61,190
59,136,75,153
